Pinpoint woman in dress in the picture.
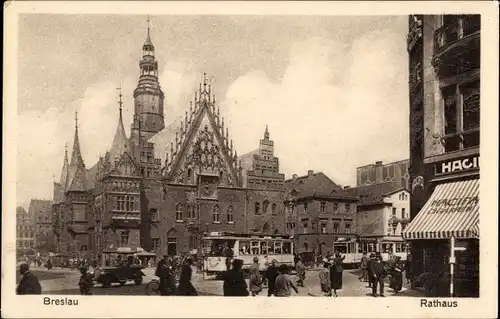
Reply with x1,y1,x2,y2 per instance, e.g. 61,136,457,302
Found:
329,252,346,297
389,256,404,293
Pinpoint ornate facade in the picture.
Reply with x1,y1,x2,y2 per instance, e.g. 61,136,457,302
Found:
50,23,288,260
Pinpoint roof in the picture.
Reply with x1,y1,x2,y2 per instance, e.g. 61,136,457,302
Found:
284,172,356,200
346,182,407,206
28,199,53,215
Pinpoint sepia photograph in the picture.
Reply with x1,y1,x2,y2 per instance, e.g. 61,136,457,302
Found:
2,1,498,318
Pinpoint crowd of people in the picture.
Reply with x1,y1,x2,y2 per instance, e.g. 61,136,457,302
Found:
358,252,410,297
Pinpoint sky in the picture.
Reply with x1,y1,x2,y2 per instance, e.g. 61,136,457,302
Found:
17,14,410,210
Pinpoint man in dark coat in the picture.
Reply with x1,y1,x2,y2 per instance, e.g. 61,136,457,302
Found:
358,252,368,282
177,258,198,296
369,256,387,297
264,259,279,296
156,256,176,295
223,259,249,296
366,253,376,288
17,263,42,295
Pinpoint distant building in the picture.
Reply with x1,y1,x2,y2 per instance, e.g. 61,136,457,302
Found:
347,182,410,256
284,170,358,256
356,159,410,189
16,206,34,257
403,15,480,297
28,199,54,251
239,125,285,190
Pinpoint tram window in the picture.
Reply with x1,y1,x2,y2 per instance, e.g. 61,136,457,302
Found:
274,241,282,254
240,241,250,254
251,241,260,255
396,243,402,253
401,245,406,252
358,244,363,253
368,243,375,253
260,241,268,255
283,241,291,254
334,244,347,254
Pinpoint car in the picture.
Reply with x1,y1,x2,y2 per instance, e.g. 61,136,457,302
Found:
95,264,146,288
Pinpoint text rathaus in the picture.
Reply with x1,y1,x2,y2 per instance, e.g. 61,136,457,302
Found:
51,24,288,260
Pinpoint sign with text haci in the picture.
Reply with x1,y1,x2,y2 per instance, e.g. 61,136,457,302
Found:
434,155,479,176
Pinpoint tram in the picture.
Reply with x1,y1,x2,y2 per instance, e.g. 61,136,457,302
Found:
202,232,294,277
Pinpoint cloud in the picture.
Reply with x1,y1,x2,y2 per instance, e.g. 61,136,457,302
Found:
222,32,409,186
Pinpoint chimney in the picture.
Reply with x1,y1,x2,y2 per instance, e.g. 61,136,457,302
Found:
375,161,383,165
292,174,298,181
307,170,314,176
344,186,350,189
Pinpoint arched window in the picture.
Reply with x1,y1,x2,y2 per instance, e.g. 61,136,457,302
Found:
213,205,221,223
176,204,183,222
255,202,260,215
271,203,277,215
263,200,270,214
187,168,192,181
227,206,234,224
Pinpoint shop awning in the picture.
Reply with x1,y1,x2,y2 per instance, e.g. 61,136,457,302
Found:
402,179,479,240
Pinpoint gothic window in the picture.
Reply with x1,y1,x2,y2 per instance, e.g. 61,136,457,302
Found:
119,231,129,245
176,204,183,222
213,205,221,223
402,208,406,219
188,205,196,219
303,202,308,213
392,207,397,216
227,206,234,224
263,200,270,214
254,202,260,215
271,203,277,215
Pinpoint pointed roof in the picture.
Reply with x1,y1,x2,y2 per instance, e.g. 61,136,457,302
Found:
144,15,154,48
162,74,242,186
60,143,69,186
67,111,86,191
109,88,129,164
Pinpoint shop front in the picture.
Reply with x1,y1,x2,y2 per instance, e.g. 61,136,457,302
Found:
403,176,479,297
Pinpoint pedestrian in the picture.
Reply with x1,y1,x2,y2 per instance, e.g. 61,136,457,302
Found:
78,266,93,295
17,263,42,295
389,256,404,293
274,264,299,297
223,259,249,296
369,255,387,297
295,257,306,287
405,253,412,284
366,253,376,288
46,258,53,270
330,252,345,297
157,256,176,296
249,256,263,296
358,251,368,282
319,258,331,296
264,259,279,296
177,258,198,296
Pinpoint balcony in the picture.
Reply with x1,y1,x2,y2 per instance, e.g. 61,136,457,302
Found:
434,15,480,58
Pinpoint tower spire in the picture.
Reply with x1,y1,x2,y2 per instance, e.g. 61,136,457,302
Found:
110,84,129,163
67,110,86,191
264,125,269,140
60,142,69,186
145,15,153,46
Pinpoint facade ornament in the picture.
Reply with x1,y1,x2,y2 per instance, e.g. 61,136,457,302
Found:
411,176,424,194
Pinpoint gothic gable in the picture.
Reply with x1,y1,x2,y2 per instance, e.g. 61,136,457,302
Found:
164,82,243,187
107,151,141,177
